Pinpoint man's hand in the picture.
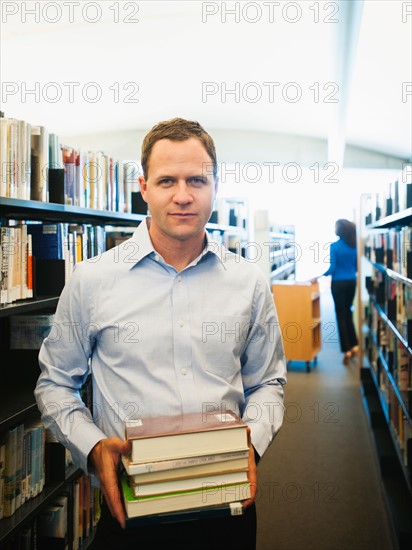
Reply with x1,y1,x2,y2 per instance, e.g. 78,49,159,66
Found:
243,427,257,509
89,437,132,529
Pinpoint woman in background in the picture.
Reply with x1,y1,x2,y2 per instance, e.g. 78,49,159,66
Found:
324,219,358,365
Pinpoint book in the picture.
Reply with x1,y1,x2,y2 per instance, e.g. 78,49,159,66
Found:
3,426,17,517
0,226,10,305
0,434,6,519
130,470,249,498
30,125,49,202
125,500,244,528
0,117,7,197
125,410,248,464
10,314,55,349
15,423,24,509
121,475,250,519
122,449,249,482
27,223,65,260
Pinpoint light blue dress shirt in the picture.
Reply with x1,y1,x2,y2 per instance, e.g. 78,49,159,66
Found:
35,219,287,473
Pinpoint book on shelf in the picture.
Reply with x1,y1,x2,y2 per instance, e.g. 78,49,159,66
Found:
27,223,66,261
10,314,55,349
0,434,5,520
1,113,143,215
31,125,49,202
121,474,250,519
36,493,68,540
3,425,18,517
125,410,248,464
1,422,41,517
364,168,412,225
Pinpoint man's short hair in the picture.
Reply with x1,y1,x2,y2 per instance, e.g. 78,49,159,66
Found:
141,117,218,180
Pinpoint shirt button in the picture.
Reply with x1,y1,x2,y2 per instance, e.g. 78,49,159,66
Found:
181,368,188,375
179,320,184,327
177,276,182,282
154,254,160,261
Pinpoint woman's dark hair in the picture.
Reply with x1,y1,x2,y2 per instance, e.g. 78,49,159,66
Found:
335,219,356,247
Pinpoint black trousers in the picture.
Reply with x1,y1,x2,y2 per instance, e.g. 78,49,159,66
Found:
90,499,257,550
331,280,358,353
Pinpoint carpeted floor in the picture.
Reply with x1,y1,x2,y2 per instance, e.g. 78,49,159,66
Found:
256,289,396,550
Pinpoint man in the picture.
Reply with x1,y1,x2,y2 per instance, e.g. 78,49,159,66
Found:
35,118,287,549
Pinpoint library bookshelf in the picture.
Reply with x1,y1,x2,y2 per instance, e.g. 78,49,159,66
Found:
268,225,296,282
359,182,412,549
272,279,321,372
0,198,147,548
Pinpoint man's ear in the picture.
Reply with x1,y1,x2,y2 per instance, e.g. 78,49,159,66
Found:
139,176,148,202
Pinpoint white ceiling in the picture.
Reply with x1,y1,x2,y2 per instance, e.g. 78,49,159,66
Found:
1,0,411,161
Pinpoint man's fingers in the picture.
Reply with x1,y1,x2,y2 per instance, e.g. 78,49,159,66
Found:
89,437,130,528
243,426,257,509
103,482,126,529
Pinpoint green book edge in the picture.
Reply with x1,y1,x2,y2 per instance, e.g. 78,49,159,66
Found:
121,475,250,503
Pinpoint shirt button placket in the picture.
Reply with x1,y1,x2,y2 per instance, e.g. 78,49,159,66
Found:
172,273,196,411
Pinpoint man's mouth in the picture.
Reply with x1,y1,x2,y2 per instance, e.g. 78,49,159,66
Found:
169,213,196,217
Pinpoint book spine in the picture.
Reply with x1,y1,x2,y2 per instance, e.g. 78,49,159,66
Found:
75,150,82,207
30,126,49,202
27,233,33,298
63,146,76,205
20,223,28,299
4,426,17,517
7,227,15,303
14,423,24,510
0,118,7,197
0,226,10,305
125,449,249,475
0,435,6,519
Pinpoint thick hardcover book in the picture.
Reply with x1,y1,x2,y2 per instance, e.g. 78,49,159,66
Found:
121,475,250,519
130,470,249,498
125,411,248,464
27,224,65,260
125,500,244,528
122,450,249,484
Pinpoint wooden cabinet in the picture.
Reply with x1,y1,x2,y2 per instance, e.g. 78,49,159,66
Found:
272,280,321,372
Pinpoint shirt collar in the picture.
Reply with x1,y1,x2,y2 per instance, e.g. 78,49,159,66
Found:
125,218,155,269
125,217,228,270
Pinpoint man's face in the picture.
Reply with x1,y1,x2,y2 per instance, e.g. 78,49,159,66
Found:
139,137,218,243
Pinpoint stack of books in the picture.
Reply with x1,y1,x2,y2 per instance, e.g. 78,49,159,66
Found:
121,410,251,521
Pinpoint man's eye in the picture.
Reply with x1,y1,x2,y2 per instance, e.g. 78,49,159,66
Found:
189,178,207,187
159,179,174,187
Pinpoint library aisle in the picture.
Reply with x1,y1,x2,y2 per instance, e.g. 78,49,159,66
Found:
256,287,395,550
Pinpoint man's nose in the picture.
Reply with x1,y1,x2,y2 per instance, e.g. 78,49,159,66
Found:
173,182,193,203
